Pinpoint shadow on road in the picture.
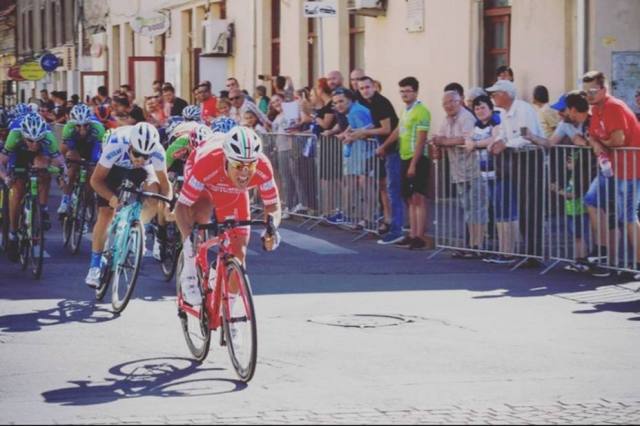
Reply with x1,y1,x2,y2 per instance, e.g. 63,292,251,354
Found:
42,357,247,406
0,299,117,333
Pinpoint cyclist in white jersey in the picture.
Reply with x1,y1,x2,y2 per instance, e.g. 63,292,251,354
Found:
85,122,171,287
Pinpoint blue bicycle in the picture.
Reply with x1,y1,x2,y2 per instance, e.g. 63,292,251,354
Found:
96,179,172,313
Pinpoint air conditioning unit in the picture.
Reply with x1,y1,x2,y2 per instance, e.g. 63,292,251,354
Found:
202,19,231,56
347,0,386,16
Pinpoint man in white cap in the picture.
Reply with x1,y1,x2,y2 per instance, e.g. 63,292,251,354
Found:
486,79,546,268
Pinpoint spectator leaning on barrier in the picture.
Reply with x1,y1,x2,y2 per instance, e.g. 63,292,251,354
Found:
433,90,482,258
51,91,68,124
349,68,366,103
96,86,111,107
583,70,640,270
466,96,518,264
144,96,167,128
323,70,349,137
565,90,616,277
355,76,403,245
466,87,487,111
384,76,432,250
162,84,188,117
40,90,54,111
330,88,375,229
532,85,560,138
486,79,545,267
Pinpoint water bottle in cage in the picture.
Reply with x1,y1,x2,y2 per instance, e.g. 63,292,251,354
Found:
597,153,613,178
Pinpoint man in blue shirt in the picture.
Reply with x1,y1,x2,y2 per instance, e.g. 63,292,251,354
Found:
327,88,375,228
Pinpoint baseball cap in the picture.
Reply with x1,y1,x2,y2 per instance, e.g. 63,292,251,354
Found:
485,80,517,98
551,94,567,111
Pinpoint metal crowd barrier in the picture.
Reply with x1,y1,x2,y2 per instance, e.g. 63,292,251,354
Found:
260,132,382,239
433,142,640,276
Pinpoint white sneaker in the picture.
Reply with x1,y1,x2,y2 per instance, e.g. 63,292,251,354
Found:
291,203,307,214
57,198,70,215
85,267,101,289
152,238,161,261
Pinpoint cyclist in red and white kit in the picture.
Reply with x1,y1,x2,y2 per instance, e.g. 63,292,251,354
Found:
175,126,282,306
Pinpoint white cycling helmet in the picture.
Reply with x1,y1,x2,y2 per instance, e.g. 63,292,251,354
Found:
129,122,160,155
182,105,201,121
20,113,48,141
189,124,214,148
70,104,92,125
223,126,263,162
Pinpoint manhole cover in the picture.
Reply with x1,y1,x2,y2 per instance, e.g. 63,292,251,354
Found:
307,314,414,328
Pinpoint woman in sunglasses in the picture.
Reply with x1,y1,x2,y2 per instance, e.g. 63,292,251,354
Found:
85,122,172,288
174,126,282,307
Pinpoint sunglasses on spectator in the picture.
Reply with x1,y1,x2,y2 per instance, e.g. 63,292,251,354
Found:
129,149,149,160
585,87,603,96
228,159,258,171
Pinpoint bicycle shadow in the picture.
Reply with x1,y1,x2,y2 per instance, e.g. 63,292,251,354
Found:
0,299,116,333
42,357,247,406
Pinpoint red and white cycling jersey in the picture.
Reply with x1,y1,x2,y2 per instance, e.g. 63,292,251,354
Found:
178,147,279,223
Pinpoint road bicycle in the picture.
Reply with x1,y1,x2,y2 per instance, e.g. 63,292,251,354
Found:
176,215,275,382
14,166,60,279
96,179,173,313
61,158,96,254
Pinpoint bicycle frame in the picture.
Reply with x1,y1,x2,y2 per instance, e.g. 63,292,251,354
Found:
106,200,143,273
178,231,231,331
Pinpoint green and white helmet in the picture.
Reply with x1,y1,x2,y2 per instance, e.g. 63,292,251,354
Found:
223,126,263,162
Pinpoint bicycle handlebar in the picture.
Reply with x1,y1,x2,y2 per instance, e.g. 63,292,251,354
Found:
119,185,175,208
12,166,61,175
195,214,276,236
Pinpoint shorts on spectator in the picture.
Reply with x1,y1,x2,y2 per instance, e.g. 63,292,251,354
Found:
493,178,518,221
457,178,488,224
401,156,430,200
343,139,374,176
616,179,640,224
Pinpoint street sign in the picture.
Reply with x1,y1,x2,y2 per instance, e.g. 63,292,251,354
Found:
19,62,46,81
39,53,61,72
304,1,337,18
130,12,170,37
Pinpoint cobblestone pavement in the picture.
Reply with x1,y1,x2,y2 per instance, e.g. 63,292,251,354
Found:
10,399,639,424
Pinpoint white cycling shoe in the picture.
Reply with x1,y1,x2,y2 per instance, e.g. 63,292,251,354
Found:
85,267,101,289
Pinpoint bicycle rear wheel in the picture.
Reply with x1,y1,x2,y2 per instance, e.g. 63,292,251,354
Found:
29,202,45,279
176,252,211,361
110,221,143,313
222,257,257,382
161,222,180,281
70,188,87,254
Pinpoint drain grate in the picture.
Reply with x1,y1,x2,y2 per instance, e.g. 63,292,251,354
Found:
307,314,415,328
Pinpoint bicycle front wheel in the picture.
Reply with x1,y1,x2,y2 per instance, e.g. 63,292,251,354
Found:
110,221,143,313
161,223,180,281
96,224,117,301
176,252,211,361
29,202,45,279
70,188,87,254
223,257,257,382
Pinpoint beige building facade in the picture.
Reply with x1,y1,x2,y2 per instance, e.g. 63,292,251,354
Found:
97,0,640,124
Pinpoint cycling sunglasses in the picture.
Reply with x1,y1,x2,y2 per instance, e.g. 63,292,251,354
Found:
129,148,149,160
228,159,258,171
